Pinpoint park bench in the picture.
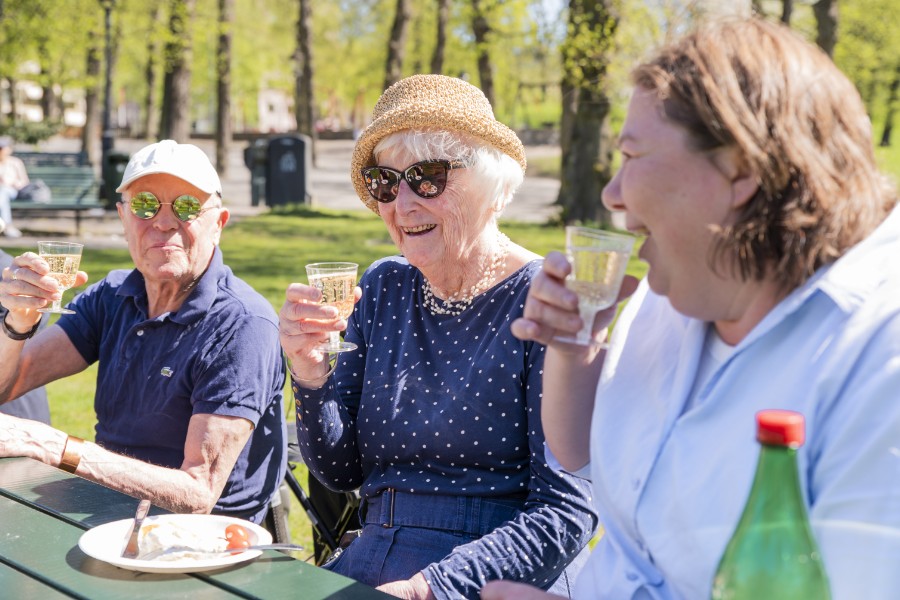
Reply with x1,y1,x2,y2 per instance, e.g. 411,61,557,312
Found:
10,151,104,236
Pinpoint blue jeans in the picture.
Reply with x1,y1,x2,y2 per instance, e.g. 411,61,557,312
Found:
323,489,585,597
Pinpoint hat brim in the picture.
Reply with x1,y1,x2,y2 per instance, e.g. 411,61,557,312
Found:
116,169,221,195
350,110,526,214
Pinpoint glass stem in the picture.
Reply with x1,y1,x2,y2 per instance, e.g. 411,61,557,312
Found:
328,331,340,346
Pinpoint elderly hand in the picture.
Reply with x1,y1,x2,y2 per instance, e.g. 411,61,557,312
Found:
278,282,362,382
0,252,89,330
376,573,435,600
511,251,638,350
481,581,566,600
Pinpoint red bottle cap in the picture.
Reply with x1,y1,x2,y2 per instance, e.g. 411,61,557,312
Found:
756,410,805,447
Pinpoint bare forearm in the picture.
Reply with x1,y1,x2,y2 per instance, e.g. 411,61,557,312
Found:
76,442,223,514
541,344,605,472
2,416,224,514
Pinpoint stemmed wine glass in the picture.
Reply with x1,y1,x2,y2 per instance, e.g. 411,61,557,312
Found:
553,226,635,347
36,240,83,315
305,262,359,353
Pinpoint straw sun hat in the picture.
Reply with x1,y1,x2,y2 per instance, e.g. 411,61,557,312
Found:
350,74,527,213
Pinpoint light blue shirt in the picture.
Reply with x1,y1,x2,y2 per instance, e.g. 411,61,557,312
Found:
574,207,900,599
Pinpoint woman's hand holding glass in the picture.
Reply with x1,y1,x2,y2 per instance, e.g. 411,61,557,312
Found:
278,278,362,383
511,250,639,352
0,250,89,330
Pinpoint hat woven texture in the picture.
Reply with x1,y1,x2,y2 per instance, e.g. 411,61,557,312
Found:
350,74,526,214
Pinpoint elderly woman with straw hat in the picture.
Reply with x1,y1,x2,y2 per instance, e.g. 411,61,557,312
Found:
278,75,596,599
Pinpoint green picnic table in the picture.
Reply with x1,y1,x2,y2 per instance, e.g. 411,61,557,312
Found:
0,457,389,599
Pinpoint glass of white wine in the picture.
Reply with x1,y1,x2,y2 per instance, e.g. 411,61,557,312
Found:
554,226,635,347
305,262,359,353
36,240,83,315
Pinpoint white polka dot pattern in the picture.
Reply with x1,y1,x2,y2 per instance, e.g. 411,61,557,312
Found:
293,256,597,596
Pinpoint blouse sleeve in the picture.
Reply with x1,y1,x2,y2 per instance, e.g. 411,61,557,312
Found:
292,294,367,492
422,342,599,599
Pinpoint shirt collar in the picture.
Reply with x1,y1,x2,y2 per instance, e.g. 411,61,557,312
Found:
733,204,900,350
117,246,224,324
813,204,900,311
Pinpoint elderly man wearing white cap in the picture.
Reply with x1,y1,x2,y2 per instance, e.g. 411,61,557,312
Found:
0,140,287,531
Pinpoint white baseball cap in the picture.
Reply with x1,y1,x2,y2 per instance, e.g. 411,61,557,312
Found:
116,140,222,195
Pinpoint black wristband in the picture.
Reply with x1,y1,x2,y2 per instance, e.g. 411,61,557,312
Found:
1,316,40,341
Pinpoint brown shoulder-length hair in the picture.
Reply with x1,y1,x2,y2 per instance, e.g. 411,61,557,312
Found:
632,18,897,290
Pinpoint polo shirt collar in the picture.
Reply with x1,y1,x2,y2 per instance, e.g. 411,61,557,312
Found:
117,246,224,325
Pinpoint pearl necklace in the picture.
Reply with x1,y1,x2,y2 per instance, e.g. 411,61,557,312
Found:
422,232,511,317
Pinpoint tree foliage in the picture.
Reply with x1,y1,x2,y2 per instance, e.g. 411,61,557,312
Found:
0,0,896,156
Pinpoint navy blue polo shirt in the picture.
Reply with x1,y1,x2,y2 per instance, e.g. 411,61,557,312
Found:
57,247,286,523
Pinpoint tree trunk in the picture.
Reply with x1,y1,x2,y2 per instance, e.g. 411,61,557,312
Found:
215,0,234,175
781,0,793,23
8,77,17,125
430,0,450,74
470,0,495,107
81,29,101,166
295,0,317,164
384,0,411,90
38,39,59,122
557,0,618,225
559,79,576,161
813,0,838,58
879,63,900,147
144,1,164,140
160,0,196,142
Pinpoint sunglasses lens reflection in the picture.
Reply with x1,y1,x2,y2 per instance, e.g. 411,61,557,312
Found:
131,192,160,219
363,161,451,203
129,192,203,221
173,195,202,221
408,162,448,198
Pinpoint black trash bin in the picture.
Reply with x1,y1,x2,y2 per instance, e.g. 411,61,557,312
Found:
102,150,131,209
243,139,268,207
265,135,311,207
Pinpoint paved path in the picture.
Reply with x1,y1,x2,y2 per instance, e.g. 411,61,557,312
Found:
1,136,562,250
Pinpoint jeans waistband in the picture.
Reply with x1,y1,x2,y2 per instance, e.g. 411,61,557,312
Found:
361,489,525,537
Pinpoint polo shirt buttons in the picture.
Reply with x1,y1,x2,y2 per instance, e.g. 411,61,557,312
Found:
136,330,144,336
626,572,638,581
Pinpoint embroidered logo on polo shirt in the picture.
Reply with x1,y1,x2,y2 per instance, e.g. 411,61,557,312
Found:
160,367,174,377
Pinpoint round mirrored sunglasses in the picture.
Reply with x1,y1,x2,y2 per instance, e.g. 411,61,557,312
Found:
361,159,466,203
128,191,216,222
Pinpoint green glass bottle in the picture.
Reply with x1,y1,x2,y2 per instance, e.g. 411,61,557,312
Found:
711,410,831,600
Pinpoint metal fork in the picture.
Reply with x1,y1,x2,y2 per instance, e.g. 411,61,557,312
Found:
140,542,305,561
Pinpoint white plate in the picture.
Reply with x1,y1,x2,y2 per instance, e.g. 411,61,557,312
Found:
78,513,273,574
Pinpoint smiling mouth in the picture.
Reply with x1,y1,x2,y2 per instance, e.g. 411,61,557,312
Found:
401,224,437,236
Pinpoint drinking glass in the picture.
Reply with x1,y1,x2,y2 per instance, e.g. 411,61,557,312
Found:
305,262,359,353
36,240,83,315
554,226,635,347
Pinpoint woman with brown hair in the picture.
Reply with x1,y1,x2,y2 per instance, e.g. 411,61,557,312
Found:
486,17,900,600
